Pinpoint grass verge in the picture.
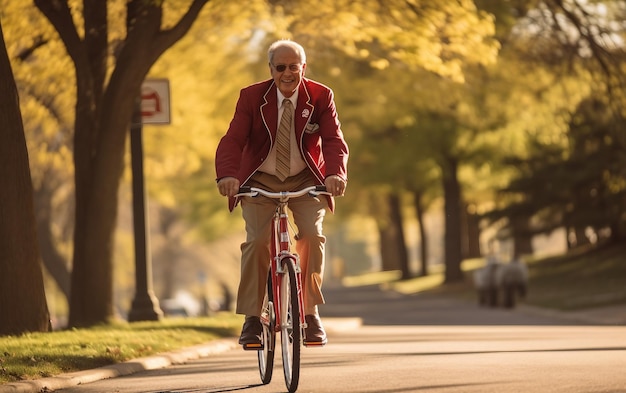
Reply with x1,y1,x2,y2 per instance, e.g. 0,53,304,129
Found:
0,313,241,385
522,242,626,310
343,242,626,311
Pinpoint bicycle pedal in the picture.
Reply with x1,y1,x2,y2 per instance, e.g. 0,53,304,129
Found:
303,340,327,347
242,343,264,351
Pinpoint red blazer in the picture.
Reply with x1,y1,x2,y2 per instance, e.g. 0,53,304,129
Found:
215,78,349,211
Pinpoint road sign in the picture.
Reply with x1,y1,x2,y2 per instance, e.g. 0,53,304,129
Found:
141,79,171,124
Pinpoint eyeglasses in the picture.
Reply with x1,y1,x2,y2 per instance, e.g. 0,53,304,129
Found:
273,63,303,72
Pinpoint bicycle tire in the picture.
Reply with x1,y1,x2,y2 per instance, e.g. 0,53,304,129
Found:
258,273,275,385
280,257,301,393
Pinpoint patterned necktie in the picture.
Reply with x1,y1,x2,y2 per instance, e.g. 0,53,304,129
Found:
275,99,293,181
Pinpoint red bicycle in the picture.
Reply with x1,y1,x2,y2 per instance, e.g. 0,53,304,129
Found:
235,185,330,393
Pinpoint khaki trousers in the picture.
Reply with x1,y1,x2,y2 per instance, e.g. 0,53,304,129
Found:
236,170,328,316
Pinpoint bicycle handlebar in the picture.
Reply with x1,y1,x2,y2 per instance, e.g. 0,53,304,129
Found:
234,185,330,200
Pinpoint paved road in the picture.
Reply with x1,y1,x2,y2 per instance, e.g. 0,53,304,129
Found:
34,285,625,393
50,324,626,393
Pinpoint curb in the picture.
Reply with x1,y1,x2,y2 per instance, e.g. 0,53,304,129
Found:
0,339,237,393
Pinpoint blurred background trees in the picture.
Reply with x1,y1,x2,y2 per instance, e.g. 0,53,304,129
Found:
1,0,624,331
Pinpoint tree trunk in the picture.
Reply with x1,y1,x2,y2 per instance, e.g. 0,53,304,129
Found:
0,24,50,335
412,190,429,277
378,223,401,272
35,176,71,300
442,157,463,283
511,215,533,258
388,193,411,280
609,221,624,244
462,203,481,259
574,225,590,247
376,193,409,276
69,93,134,326
565,226,575,249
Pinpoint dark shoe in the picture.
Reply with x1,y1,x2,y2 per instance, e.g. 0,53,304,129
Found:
239,316,262,348
304,314,327,346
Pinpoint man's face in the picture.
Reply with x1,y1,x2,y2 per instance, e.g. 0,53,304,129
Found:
270,46,306,98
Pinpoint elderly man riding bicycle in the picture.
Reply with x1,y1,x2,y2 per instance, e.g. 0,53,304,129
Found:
215,39,349,348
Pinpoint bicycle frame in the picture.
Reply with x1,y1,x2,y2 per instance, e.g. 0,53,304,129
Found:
271,202,306,335
236,185,329,339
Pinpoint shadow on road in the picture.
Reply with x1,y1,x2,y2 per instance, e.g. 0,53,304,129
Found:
142,383,264,392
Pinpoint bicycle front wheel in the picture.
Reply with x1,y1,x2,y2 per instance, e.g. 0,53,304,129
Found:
280,257,301,393
258,273,275,385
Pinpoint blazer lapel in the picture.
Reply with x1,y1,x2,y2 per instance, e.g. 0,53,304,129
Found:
295,81,314,140
261,81,313,144
260,82,278,141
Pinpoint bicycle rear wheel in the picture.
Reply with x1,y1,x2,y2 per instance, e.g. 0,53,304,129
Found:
280,257,301,393
258,274,275,385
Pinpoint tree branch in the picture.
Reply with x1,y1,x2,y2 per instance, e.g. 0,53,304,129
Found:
153,0,211,56
15,35,48,62
33,0,84,65
551,0,616,79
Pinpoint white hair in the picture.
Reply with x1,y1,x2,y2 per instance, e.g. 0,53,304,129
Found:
268,39,307,64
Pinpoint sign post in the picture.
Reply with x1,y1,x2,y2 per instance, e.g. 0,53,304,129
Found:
128,79,171,322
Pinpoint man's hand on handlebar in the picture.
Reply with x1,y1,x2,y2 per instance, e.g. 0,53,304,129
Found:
325,175,346,197
219,175,345,198
217,177,240,197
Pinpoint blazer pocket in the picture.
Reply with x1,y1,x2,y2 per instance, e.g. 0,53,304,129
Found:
305,122,320,134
